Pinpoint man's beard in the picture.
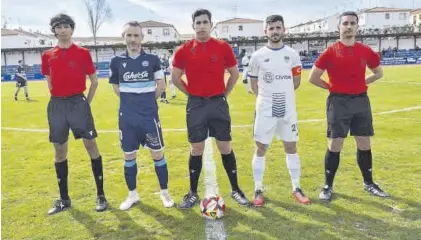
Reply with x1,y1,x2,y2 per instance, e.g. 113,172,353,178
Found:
269,35,282,43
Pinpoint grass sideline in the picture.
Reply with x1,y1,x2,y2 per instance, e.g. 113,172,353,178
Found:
2,66,421,239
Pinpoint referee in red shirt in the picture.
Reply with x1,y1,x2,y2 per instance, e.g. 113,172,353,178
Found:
41,14,108,214
172,9,249,208
309,11,390,201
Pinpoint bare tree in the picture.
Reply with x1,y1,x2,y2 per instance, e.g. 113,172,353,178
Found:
84,0,112,64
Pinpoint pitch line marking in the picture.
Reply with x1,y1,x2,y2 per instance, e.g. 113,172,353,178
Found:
2,106,421,133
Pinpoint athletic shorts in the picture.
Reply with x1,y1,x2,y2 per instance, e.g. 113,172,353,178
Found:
186,94,231,143
47,94,97,144
119,112,164,153
326,92,374,138
253,113,299,144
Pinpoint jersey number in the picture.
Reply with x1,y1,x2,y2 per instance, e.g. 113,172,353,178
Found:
291,124,298,132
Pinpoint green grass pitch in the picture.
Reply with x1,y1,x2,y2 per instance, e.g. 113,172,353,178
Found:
2,65,421,239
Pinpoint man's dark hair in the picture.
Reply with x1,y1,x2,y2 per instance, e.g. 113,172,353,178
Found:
265,15,284,27
192,9,212,22
339,11,359,23
50,13,75,33
124,21,142,28
121,21,143,37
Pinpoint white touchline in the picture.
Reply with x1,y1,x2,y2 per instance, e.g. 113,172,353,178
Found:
2,106,421,133
203,137,228,240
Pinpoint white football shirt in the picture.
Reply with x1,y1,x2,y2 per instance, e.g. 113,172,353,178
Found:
248,45,302,118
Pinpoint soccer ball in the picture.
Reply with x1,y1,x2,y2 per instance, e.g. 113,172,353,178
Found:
200,195,225,220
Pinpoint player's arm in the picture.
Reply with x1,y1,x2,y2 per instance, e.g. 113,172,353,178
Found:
247,54,259,95
292,52,302,90
45,75,52,90
308,49,330,89
224,42,239,97
154,57,166,99
84,51,98,104
108,57,120,97
41,52,52,91
171,46,188,95
365,50,383,84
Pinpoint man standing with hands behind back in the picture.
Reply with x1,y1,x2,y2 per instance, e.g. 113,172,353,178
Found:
309,11,390,201
171,9,250,209
41,13,108,215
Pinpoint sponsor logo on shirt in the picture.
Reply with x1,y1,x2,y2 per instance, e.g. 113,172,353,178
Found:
263,72,292,83
123,71,149,81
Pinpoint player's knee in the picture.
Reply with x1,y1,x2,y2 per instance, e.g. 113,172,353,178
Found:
283,143,297,154
355,136,371,150
150,150,164,160
255,142,268,156
83,139,99,158
54,143,67,162
328,138,344,152
216,141,232,155
124,152,137,160
191,143,205,156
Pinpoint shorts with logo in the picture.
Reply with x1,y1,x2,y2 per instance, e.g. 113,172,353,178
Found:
16,78,27,87
119,112,165,153
326,92,374,138
47,94,97,144
253,112,299,144
186,94,231,143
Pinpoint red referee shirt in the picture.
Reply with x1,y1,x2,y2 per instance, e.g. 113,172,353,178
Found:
172,38,237,97
41,44,96,97
314,41,381,94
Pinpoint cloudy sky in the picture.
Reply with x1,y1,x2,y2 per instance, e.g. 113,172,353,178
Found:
1,0,419,37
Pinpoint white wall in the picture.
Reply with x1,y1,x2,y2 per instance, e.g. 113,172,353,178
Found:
142,27,179,43
416,36,421,47
381,38,398,49
97,48,115,62
363,38,380,51
2,35,54,49
5,51,23,65
291,41,308,52
399,37,416,50
410,13,421,26
359,11,411,29
24,51,42,65
214,22,263,39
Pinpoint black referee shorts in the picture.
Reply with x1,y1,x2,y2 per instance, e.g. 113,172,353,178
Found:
326,92,374,138
47,94,97,144
186,94,231,143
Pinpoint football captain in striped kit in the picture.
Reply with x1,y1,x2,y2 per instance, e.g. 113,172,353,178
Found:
247,15,310,207
109,21,175,210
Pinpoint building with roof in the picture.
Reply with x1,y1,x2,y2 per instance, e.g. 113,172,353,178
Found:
138,20,180,43
212,18,264,39
358,7,413,30
1,28,56,49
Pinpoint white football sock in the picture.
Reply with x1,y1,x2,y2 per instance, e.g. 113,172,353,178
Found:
252,153,265,191
286,153,301,191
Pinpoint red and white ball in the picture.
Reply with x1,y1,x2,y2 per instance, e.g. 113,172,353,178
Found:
200,195,225,220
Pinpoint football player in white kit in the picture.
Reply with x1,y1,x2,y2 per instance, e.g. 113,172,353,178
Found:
248,15,310,207
241,53,253,94
167,49,177,99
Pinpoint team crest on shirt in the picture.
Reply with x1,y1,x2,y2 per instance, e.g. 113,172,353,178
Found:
68,60,75,68
263,72,274,83
360,58,367,66
142,61,149,67
284,56,290,63
211,54,218,62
